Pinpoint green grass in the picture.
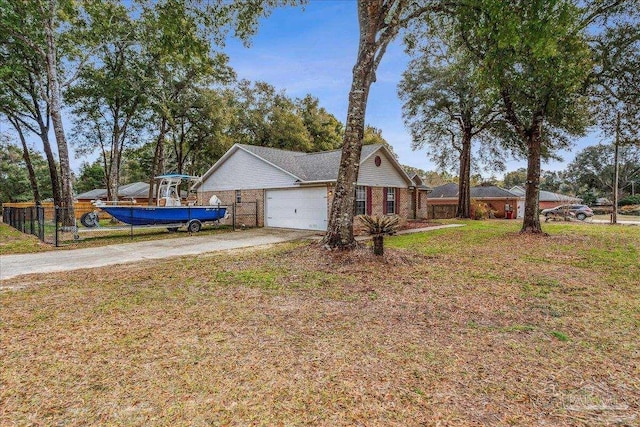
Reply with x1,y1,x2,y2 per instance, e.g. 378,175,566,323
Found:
0,223,48,254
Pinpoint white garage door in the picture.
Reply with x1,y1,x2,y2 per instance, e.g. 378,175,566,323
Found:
517,200,525,218
265,187,328,230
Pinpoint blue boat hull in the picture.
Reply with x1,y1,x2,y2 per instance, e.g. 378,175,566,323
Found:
98,206,227,226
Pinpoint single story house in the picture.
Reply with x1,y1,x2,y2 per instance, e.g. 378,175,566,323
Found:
427,183,519,219
508,185,582,214
192,143,431,230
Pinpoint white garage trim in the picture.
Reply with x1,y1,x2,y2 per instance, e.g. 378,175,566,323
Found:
265,187,328,231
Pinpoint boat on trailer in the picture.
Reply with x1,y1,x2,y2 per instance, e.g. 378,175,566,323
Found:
86,174,227,232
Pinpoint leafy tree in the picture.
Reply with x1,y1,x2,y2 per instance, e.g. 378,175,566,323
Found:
230,80,312,151
121,143,156,185
324,0,447,249
590,8,640,147
565,143,640,199
361,125,398,159
0,0,82,219
0,141,33,203
66,1,148,202
0,7,61,205
455,0,593,233
0,137,52,203
540,170,569,194
422,170,456,187
1,115,41,204
137,0,238,202
295,95,344,151
222,82,347,155
399,42,503,218
503,168,527,189
74,161,106,195
588,4,640,221
162,87,239,176
137,0,304,202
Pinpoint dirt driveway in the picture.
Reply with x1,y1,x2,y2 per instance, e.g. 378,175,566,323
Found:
0,228,318,281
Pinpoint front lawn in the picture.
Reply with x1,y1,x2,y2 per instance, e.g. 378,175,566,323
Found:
1,221,638,425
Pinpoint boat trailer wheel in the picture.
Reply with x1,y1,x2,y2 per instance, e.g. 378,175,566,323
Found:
80,212,99,228
187,220,202,233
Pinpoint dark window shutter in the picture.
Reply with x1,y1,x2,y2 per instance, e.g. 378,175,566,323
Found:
383,188,388,215
366,186,372,215
395,188,400,214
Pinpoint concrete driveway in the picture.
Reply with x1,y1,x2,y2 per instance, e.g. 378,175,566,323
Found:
0,228,318,281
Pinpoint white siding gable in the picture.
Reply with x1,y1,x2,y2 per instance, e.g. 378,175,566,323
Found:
200,148,298,191
357,150,407,187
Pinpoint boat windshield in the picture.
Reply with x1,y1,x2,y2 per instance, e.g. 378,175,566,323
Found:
157,178,182,206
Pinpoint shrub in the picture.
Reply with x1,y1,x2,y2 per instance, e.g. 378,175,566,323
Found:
619,205,640,216
471,200,491,220
357,215,401,256
619,195,640,206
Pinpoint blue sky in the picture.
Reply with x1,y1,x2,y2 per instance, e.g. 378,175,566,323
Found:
222,0,602,177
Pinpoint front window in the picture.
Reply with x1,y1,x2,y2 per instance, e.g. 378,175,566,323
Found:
355,186,366,215
235,190,242,204
386,187,395,214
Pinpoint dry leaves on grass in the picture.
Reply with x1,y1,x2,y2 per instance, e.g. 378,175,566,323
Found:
1,223,639,426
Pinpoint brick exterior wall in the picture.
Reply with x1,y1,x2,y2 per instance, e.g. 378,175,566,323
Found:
409,189,431,220
427,197,519,219
199,185,415,231
352,186,411,234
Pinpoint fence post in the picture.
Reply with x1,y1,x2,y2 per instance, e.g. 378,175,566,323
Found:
38,206,44,241
54,206,59,247
30,207,35,236
255,199,259,227
232,202,236,231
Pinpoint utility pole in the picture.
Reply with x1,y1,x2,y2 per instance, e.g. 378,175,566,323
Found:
611,112,620,225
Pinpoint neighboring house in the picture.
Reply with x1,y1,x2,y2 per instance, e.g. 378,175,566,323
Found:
427,183,519,219
192,143,431,231
76,182,159,204
508,185,582,215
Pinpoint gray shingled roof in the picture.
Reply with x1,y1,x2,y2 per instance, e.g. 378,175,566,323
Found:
76,182,161,200
509,185,581,202
427,183,459,198
239,144,383,182
472,185,518,198
76,188,107,200
428,183,518,199
539,190,581,202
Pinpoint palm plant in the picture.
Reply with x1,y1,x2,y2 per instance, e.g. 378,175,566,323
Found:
357,214,401,256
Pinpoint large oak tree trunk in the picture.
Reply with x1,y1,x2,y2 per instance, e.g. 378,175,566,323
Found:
322,0,382,249
322,44,375,249
521,126,543,233
457,128,472,218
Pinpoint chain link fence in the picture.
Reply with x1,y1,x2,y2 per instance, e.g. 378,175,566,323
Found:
2,202,258,247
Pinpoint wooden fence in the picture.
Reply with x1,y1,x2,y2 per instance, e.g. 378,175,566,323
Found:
0,201,132,220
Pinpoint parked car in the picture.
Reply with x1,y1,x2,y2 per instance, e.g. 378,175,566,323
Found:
541,204,594,221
